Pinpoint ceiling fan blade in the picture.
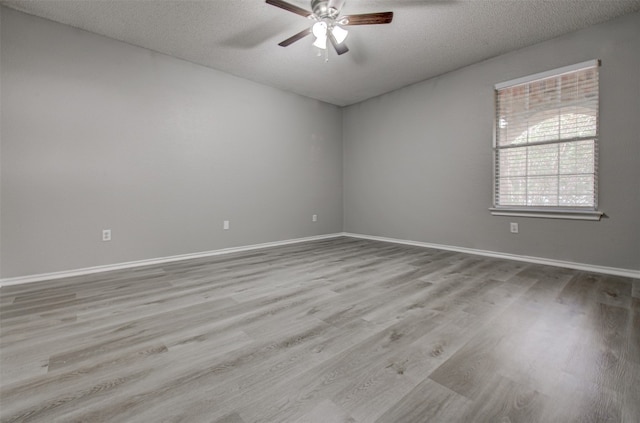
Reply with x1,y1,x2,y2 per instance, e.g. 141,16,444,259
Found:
342,11,393,25
266,0,313,19
328,31,349,55
278,27,312,47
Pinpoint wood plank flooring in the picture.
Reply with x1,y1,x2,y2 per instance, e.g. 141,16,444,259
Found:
1,237,638,422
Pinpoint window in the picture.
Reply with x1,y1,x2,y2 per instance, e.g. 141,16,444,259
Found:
491,60,603,220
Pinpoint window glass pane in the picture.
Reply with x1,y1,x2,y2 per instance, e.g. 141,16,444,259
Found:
559,110,596,139
560,73,578,102
506,115,529,145
498,177,526,206
498,148,526,177
527,175,558,206
529,79,555,111
559,175,595,206
559,140,595,175
497,85,528,146
578,68,598,101
526,144,558,177
527,109,560,144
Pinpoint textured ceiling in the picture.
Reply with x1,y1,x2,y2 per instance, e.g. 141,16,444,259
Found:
2,0,640,106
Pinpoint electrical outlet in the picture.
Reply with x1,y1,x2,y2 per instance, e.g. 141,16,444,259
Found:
312,214,318,222
223,220,230,230
510,222,519,234
102,229,112,241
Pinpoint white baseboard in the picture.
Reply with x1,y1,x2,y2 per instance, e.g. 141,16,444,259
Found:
343,232,640,279
0,233,345,287
2,231,637,287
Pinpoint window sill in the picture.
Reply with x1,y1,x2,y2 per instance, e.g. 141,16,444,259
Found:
489,208,604,221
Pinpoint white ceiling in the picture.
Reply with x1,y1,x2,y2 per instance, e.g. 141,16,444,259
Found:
3,0,640,106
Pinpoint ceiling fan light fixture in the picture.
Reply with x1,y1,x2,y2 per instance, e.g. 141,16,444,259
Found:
312,21,327,38
313,35,327,49
312,21,328,49
331,25,348,44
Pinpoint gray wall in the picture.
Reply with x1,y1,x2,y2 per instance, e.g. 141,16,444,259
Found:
2,7,639,279
343,12,640,271
0,8,343,278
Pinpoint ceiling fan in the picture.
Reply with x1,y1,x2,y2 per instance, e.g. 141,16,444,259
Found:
266,0,393,56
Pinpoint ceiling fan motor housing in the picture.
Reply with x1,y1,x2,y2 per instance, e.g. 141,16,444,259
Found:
311,0,343,19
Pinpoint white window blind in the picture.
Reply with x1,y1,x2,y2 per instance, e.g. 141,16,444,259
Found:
493,60,601,218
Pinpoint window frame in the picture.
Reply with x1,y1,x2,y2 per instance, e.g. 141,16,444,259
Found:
490,60,604,221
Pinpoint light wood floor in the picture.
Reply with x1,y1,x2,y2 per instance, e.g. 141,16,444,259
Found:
1,237,638,423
